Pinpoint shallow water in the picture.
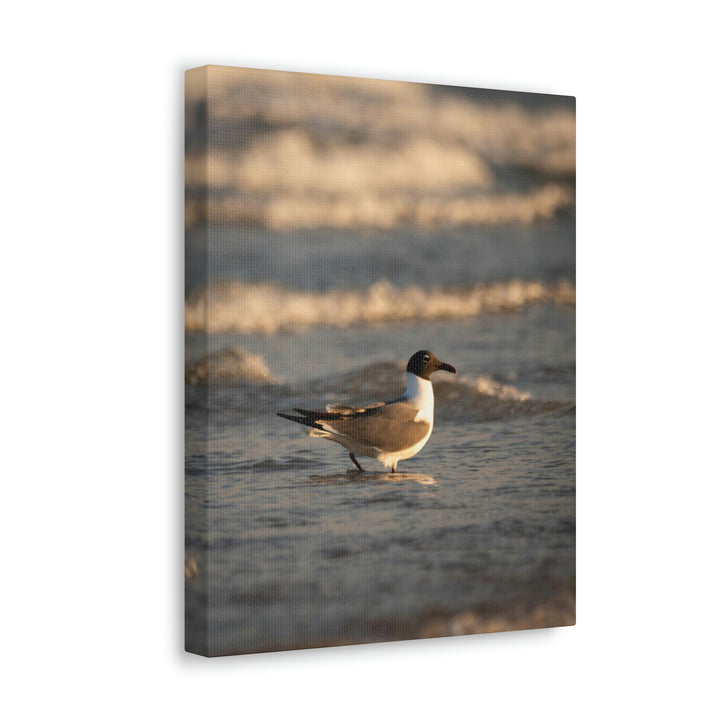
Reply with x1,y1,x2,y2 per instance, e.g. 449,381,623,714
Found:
185,297,575,655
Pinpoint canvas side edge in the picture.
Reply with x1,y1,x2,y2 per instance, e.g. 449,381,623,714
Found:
184,66,211,657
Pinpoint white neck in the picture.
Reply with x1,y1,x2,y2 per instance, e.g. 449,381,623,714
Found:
402,372,434,417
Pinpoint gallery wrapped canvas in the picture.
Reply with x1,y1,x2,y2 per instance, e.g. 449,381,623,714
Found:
185,66,575,657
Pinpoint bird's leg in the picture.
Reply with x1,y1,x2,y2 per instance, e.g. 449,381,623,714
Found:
349,453,364,472
391,464,396,473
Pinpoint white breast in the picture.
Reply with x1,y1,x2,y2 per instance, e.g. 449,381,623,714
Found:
401,372,435,426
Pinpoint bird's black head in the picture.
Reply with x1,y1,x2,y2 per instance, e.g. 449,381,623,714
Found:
406,350,457,380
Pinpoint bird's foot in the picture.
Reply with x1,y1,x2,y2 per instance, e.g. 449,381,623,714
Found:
349,454,365,472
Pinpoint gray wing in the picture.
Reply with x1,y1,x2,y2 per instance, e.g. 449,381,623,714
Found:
319,401,429,452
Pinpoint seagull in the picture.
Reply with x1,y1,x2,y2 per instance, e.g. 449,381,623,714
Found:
277,350,456,472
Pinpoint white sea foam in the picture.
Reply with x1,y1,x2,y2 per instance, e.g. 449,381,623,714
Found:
185,279,575,334
185,346,275,385
193,183,571,230
190,131,494,194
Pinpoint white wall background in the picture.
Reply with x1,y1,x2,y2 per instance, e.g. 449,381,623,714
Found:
2,2,718,717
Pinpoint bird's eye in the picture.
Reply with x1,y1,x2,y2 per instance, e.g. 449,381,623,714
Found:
423,354,430,363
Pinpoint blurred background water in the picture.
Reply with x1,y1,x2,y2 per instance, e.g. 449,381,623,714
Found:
185,67,575,656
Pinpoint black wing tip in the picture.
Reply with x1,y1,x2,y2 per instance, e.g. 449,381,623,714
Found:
277,412,318,428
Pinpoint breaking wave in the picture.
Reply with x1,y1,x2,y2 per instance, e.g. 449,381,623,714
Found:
294,361,530,404
185,67,574,231
192,183,571,231
186,68,575,176
282,360,571,421
185,279,575,334
313,362,570,422
433,374,571,422
185,351,573,420
185,346,276,385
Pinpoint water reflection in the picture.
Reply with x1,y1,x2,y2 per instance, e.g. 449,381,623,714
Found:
306,470,436,486
377,472,436,485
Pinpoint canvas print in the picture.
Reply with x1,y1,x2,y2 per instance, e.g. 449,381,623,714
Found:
185,66,575,656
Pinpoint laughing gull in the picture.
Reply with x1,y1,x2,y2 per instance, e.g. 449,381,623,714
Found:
277,350,457,472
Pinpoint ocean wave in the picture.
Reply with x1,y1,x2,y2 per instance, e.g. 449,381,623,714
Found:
185,346,276,385
186,67,575,174
184,350,573,422
188,131,494,195
185,67,574,231
301,361,528,402
185,279,575,334
434,378,572,422
287,361,571,423
188,183,571,231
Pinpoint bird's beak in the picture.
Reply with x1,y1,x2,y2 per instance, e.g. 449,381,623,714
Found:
436,361,457,374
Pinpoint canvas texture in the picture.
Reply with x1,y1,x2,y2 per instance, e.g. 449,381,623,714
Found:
185,65,576,657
